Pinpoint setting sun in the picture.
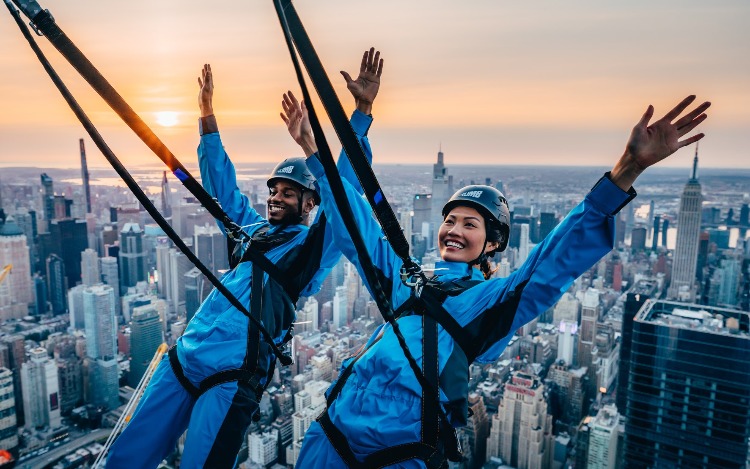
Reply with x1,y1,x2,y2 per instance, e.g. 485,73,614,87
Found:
155,111,179,127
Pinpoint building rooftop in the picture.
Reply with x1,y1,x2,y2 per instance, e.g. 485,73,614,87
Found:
638,300,750,338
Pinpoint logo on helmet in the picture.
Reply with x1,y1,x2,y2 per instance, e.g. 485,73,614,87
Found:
460,190,483,198
277,165,295,174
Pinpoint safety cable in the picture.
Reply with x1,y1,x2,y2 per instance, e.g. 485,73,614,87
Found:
4,0,293,366
274,0,423,281
273,0,453,435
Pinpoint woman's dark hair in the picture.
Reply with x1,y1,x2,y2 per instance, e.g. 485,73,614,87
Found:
477,211,506,280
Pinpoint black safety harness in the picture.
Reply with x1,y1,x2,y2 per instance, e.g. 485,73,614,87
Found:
5,0,311,406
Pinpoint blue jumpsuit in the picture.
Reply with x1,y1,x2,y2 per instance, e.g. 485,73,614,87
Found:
107,111,373,469
297,155,634,468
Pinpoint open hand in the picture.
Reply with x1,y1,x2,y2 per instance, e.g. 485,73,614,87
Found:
611,95,710,190
626,95,710,171
340,47,384,115
280,91,317,156
198,64,214,118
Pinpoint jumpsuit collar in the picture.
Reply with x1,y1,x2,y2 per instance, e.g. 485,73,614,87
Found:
432,260,484,282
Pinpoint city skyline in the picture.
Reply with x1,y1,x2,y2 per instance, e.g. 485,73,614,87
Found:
0,0,748,169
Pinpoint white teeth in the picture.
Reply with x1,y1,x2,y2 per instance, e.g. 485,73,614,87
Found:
269,205,284,213
446,241,463,249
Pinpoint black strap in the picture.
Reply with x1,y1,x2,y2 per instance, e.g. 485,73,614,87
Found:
423,315,440,448
418,290,479,362
276,0,415,272
168,346,200,399
244,263,264,371
169,346,265,401
5,1,292,366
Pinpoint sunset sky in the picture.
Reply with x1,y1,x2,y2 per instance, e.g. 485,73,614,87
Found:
0,0,748,170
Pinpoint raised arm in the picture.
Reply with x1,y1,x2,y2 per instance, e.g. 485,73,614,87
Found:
196,64,262,231
456,95,711,363
281,49,385,296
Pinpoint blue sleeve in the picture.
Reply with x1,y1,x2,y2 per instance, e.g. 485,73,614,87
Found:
197,131,263,232
299,110,374,296
450,175,635,363
305,149,410,309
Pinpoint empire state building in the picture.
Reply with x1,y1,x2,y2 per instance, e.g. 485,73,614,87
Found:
667,145,703,301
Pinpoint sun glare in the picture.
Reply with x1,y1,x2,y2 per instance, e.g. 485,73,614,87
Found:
155,111,179,127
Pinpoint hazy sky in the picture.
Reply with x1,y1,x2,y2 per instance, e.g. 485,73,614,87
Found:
0,0,748,170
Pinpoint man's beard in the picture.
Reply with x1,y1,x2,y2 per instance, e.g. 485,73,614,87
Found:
268,205,301,225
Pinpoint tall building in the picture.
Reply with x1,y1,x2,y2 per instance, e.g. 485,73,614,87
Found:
56,356,82,416
546,361,590,427
0,367,19,453
553,292,579,325
183,267,203,323
0,217,33,320
1,336,25,427
79,139,92,214
21,348,61,429
194,224,228,275
577,288,599,369
99,257,121,316
80,248,100,287
464,392,489,468
495,372,554,469
160,171,172,218
83,285,119,410
248,429,278,466
332,285,348,329
39,218,89,287
556,321,577,365
128,304,163,387
40,173,54,231
430,147,453,240
119,223,146,289
67,285,86,330
412,193,432,256
587,404,620,468
616,279,659,412
668,147,703,301
46,254,67,315
624,300,750,468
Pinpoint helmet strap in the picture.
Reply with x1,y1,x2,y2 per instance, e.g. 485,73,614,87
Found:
469,238,489,267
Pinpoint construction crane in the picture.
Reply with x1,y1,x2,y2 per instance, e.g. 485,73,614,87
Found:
92,343,168,468
0,264,11,285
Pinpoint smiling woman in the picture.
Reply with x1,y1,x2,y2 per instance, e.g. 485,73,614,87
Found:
155,111,179,127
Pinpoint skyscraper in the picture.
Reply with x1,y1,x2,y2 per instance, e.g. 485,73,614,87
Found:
577,288,600,369
0,367,18,453
128,304,163,387
160,171,172,218
587,404,620,469
83,284,119,410
79,139,92,214
616,279,659,412
668,146,703,301
624,300,750,468
194,224,228,275
495,372,554,469
39,218,88,287
99,256,121,316
119,223,146,289
430,147,453,238
0,217,33,321
21,348,60,429
80,248,100,287
40,173,54,231
46,254,67,315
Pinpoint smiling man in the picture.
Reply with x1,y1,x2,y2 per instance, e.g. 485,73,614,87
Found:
106,48,384,469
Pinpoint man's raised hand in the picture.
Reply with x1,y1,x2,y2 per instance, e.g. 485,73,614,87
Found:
341,47,384,115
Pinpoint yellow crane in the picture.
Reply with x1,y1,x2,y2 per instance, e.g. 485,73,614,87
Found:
0,264,11,285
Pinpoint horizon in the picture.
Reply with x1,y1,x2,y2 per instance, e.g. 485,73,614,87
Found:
0,1,748,168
